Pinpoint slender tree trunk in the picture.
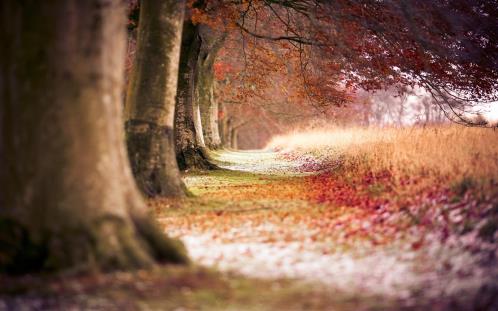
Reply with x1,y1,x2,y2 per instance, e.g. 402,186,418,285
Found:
223,117,233,149
193,92,206,148
219,101,228,147
0,0,188,274
124,0,186,197
230,128,239,150
210,100,222,147
175,22,220,170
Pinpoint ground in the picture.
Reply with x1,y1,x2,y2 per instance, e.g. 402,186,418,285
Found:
1,143,497,310
156,149,498,310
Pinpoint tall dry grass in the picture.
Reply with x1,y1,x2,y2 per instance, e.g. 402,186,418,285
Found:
267,126,498,188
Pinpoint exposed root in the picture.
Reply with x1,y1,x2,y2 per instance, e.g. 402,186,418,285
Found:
177,147,220,171
0,213,188,275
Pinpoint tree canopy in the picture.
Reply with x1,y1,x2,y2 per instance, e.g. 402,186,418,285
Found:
190,0,497,125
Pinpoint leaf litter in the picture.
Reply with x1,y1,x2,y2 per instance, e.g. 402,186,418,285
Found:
156,150,498,309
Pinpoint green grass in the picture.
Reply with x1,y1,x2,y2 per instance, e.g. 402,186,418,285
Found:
183,168,289,195
157,168,307,218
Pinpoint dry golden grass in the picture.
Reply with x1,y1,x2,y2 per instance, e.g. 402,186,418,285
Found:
267,125,498,189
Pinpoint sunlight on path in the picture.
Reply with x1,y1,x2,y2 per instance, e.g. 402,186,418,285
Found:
211,149,308,175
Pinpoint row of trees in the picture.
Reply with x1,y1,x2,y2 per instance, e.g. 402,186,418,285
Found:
1,0,496,274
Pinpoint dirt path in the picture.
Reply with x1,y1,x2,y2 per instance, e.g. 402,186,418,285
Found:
183,151,420,297
212,149,308,175
157,150,498,309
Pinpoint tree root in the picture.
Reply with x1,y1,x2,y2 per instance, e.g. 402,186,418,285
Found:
0,214,189,275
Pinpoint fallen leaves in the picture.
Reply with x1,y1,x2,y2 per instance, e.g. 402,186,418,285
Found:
151,146,497,304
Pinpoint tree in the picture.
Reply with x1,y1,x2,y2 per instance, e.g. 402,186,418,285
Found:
125,0,187,197
197,25,226,149
175,16,225,169
0,0,188,274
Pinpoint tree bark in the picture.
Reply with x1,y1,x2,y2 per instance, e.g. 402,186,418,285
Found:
0,0,188,274
219,101,229,147
196,26,225,149
124,0,186,197
230,128,239,150
222,116,233,149
175,22,220,170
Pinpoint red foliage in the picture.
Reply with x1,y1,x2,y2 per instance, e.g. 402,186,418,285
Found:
213,62,231,81
190,0,498,133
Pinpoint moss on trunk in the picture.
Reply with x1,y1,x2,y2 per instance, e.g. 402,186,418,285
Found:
126,120,188,196
124,0,186,197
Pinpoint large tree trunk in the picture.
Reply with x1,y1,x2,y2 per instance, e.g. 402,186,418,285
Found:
196,26,225,149
175,22,219,170
0,0,188,274
124,0,186,197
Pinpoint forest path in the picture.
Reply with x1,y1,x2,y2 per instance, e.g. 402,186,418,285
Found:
154,149,496,309
210,149,308,175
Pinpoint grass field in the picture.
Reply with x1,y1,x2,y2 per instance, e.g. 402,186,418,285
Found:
268,125,498,190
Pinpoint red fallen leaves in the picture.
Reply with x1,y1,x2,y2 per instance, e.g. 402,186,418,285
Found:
299,167,485,247
158,154,494,253
411,238,425,250
299,158,329,172
305,171,391,210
